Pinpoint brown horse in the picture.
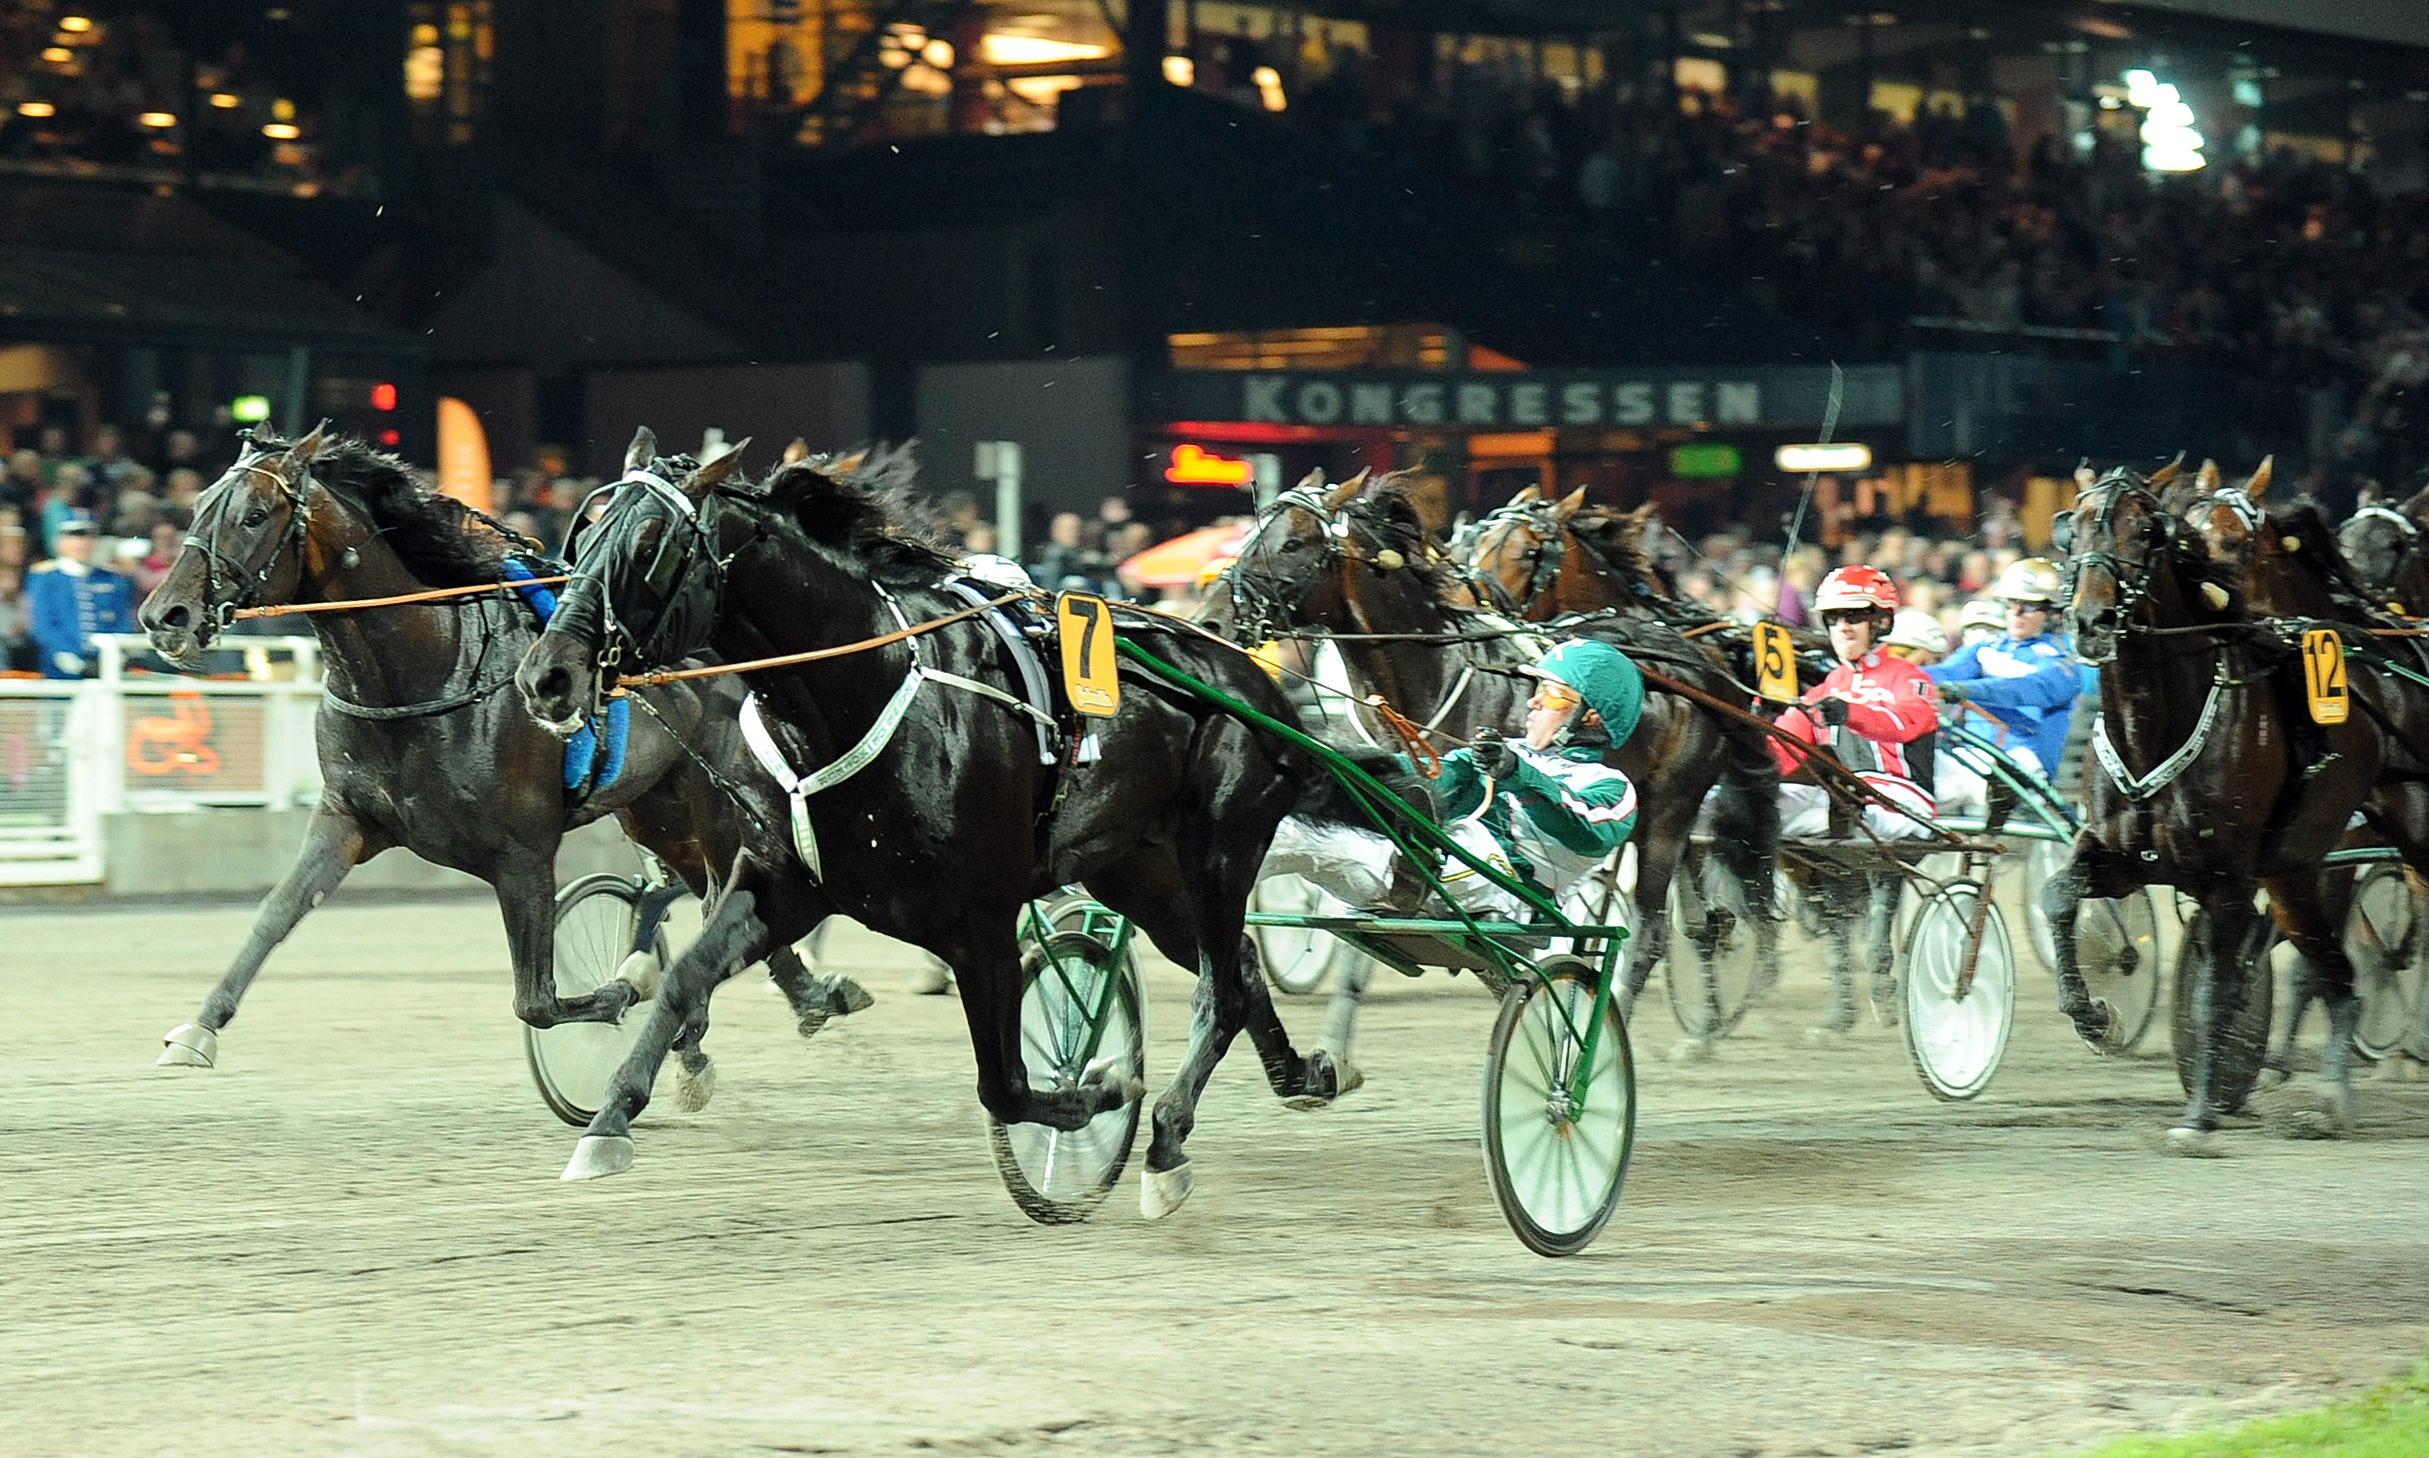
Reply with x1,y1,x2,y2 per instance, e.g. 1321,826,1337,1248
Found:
2046,464,2410,1141
1222,470,1782,1034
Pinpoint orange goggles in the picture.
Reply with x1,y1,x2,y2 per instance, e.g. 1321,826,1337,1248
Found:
1529,680,1581,712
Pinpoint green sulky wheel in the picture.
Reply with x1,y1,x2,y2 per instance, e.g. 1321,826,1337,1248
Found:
1482,955,1636,1258
989,917,1148,1225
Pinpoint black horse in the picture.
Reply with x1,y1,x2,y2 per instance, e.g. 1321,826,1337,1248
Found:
2341,478,2429,618
137,425,866,1096
2042,464,2410,1141
515,431,1363,1212
1219,471,1782,1038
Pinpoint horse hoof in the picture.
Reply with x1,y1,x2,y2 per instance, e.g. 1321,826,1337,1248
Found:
1082,1054,1147,1105
1668,1036,1716,1063
1802,1024,1854,1048
2254,1066,2291,1093
1139,1161,1194,1220
668,1058,716,1114
2375,1054,2426,1083
613,949,661,1002
2257,1083,2354,1140
2159,1125,2220,1157
2074,1000,2130,1056
1868,981,1901,1028
561,1135,635,1181
912,962,954,996
830,978,875,1016
1282,1050,1361,1110
157,1023,218,1069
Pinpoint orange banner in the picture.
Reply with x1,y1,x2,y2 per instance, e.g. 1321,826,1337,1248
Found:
436,397,492,514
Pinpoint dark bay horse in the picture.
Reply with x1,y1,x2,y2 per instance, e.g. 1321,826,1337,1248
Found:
515,432,1363,1212
1220,471,1782,1031
2043,465,2401,1141
137,426,865,1095
2170,461,2429,1077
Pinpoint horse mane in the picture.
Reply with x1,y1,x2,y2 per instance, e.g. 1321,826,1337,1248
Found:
2268,499,2380,622
758,441,956,587
1345,472,1466,604
274,431,509,587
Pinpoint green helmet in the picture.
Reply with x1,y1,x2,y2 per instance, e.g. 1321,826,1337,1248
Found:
1523,639,1643,745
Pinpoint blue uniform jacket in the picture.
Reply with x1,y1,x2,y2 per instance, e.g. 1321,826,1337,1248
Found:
1925,630,2081,773
26,560,138,677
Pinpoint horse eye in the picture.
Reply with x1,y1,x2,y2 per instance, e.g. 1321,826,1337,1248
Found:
243,507,269,527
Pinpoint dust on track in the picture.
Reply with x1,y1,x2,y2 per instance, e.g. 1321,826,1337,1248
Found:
4,894,2425,1458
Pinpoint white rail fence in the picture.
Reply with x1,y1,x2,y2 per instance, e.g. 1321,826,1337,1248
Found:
0,636,326,885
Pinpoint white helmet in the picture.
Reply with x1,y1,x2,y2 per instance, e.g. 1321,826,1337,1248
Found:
1884,608,1948,658
1958,598,2006,635
1993,557,2063,604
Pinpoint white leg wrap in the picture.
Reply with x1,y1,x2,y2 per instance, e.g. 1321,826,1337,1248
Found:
1139,1161,1194,1220
157,1023,218,1069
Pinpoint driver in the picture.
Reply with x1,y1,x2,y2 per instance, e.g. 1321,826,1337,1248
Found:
1770,564,1939,839
1925,558,2082,790
1263,639,1641,919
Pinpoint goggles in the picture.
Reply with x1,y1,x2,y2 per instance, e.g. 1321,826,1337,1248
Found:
1529,680,1582,713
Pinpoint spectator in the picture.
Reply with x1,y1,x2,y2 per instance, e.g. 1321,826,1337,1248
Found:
129,520,179,597
25,516,137,678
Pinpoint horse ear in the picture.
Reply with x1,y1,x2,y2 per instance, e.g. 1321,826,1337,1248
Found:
625,427,658,473
2245,455,2274,498
287,419,329,465
1294,466,1328,492
686,438,751,497
2148,452,2185,488
1321,469,1369,515
2074,460,2097,489
1552,486,1588,523
782,437,810,465
2195,459,2220,494
1511,484,1542,506
2402,482,2429,520
815,448,868,480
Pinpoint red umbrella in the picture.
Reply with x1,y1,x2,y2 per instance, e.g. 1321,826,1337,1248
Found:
1119,521,1252,590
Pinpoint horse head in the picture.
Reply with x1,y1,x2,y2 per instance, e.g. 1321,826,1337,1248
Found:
140,422,337,664
1468,486,1585,618
516,426,750,735
2173,457,2276,606
2061,462,2215,665
1224,468,1369,639
2341,476,2429,614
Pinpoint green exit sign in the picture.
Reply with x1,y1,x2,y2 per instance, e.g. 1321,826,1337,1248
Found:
1670,443,1742,479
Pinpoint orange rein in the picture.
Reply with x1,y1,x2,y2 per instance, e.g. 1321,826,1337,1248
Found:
610,591,1031,690
229,576,571,620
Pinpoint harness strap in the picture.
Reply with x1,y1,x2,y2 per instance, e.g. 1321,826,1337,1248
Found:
941,578,1058,765
2092,660,2231,801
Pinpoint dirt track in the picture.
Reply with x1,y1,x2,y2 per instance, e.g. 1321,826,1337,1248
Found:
6,890,2428,1458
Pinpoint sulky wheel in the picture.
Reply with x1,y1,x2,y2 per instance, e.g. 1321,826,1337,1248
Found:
2076,888,2167,1054
1900,881,2015,1101
526,873,666,1128
2347,864,2424,1061
1663,851,1766,1040
1483,954,1635,1258
2171,907,2278,1113
988,921,1147,1225
1251,873,1362,996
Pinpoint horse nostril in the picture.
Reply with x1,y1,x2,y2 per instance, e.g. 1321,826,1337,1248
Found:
535,665,571,704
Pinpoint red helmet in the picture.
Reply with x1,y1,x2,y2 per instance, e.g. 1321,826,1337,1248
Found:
1813,564,1899,614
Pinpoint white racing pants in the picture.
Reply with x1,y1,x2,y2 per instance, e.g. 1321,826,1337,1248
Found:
1776,778,1938,841
1263,815,1532,920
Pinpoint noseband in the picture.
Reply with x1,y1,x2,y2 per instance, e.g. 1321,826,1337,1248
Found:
2062,473,2182,664
1226,486,1352,641
557,467,736,709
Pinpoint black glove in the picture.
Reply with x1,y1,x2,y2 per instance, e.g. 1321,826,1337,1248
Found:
1937,681,1969,704
1470,728,1521,778
1813,696,1852,728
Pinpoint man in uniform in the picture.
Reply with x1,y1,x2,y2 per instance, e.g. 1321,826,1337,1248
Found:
1771,563,1940,840
1926,558,2080,813
1264,638,1641,920
27,516,138,678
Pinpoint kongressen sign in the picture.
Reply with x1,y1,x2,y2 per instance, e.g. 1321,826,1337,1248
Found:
1143,364,1903,433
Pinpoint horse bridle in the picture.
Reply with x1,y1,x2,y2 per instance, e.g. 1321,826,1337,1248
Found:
1468,500,1566,616
1226,486,1355,642
2343,505,2424,602
556,465,741,712
184,447,323,630
2058,470,2185,664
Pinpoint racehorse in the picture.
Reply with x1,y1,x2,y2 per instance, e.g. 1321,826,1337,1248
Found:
1219,470,1782,1033
2341,478,2429,618
137,425,866,1096
2044,463,2400,1141
515,431,1367,1212
2169,461,2429,1078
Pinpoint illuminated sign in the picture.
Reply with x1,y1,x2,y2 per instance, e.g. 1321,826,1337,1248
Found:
1148,365,1904,433
1165,442,1255,486
1776,442,1873,473
230,395,272,423
370,382,398,411
1670,444,1742,479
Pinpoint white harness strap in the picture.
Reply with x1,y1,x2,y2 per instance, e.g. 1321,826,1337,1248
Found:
618,468,695,517
2353,504,2419,536
2092,661,2229,802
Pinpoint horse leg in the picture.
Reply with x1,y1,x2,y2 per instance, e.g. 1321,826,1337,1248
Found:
1627,802,1692,1026
1808,872,1863,1038
2172,886,2260,1144
2046,835,2142,1050
159,806,379,1068
765,931,872,1040
2260,953,2316,1089
501,846,634,1029
2261,874,2363,1136
561,869,812,1179
1319,949,1374,1065
667,1008,717,1114
1866,872,1899,1027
